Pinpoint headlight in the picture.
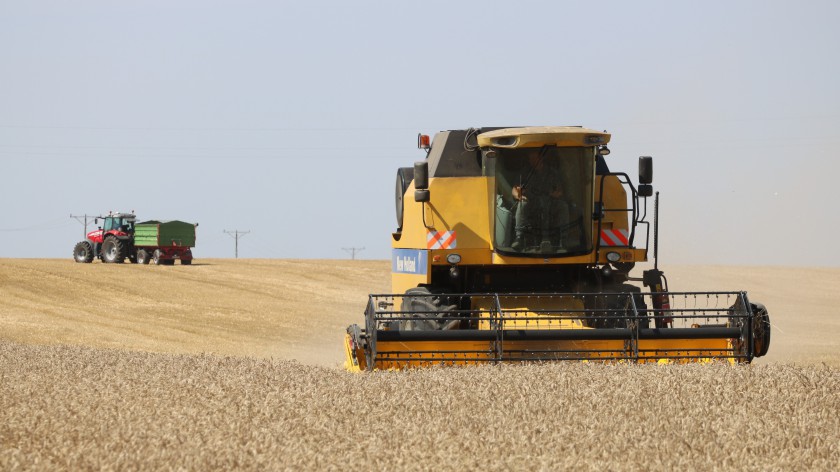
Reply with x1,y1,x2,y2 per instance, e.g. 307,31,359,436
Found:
446,253,461,264
606,251,621,262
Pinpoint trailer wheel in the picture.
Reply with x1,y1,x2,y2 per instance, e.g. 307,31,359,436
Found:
73,241,94,263
101,237,126,263
152,249,163,265
136,249,150,265
181,259,192,265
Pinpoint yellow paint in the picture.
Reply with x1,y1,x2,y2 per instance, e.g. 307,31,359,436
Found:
477,127,611,148
472,295,586,330
343,333,363,372
351,126,691,372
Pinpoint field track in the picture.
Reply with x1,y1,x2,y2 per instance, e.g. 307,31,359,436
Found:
1,259,839,470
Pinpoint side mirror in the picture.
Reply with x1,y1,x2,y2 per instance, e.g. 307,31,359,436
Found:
414,161,430,202
639,156,653,184
414,161,428,189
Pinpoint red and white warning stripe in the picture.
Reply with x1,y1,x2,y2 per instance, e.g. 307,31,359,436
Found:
600,229,629,246
427,230,457,250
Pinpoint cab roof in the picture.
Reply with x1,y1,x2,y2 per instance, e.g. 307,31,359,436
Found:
477,126,611,148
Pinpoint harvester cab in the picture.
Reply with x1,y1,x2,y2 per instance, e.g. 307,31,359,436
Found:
344,126,771,371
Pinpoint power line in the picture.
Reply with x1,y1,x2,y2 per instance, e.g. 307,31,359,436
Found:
223,230,250,258
70,213,97,238
342,247,365,260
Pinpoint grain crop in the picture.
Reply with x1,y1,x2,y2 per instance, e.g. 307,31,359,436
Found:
1,340,837,471
1,259,839,470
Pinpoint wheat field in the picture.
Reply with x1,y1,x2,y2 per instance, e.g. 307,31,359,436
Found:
1,259,839,470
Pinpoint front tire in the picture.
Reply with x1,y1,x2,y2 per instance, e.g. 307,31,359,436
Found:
73,241,94,263
101,237,126,263
398,287,460,331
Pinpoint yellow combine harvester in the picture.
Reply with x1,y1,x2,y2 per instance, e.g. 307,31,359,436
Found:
344,126,770,371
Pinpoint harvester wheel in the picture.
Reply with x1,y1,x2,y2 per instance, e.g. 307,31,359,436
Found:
398,287,460,331
589,284,648,329
136,249,150,265
73,241,94,263
101,237,126,263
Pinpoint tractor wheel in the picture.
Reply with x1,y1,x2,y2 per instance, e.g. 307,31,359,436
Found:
73,241,94,263
136,249,150,265
101,237,126,263
152,249,163,265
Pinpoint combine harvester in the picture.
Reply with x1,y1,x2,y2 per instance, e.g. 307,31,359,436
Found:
344,127,770,371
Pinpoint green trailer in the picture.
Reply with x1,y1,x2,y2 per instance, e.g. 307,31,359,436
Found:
133,220,197,265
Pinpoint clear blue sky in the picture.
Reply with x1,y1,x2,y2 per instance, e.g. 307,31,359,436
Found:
1,1,838,265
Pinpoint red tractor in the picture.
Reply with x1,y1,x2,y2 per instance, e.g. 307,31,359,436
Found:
73,212,138,263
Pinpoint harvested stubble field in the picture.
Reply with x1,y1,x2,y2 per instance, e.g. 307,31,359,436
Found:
1,259,839,470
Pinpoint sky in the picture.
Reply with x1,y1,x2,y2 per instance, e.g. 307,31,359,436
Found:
1,1,838,266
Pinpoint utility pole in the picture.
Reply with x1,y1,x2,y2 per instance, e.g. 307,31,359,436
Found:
223,230,250,258
70,213,97,237
342,247,365,260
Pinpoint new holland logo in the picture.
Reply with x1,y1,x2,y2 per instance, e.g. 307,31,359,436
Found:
600,229,629,246
426,230,457,250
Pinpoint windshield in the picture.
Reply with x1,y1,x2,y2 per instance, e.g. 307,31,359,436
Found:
103,217,133,233
494,146,594,256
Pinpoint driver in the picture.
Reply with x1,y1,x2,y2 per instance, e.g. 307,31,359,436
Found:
511,150,570,251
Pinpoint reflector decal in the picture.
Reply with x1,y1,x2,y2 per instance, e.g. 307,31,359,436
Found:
600,229,629,246
426,230,457,250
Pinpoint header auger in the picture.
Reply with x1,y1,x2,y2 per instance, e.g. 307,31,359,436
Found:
344,126,770,371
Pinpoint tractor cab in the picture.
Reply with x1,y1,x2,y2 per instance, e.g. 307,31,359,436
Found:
99,213,136,236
